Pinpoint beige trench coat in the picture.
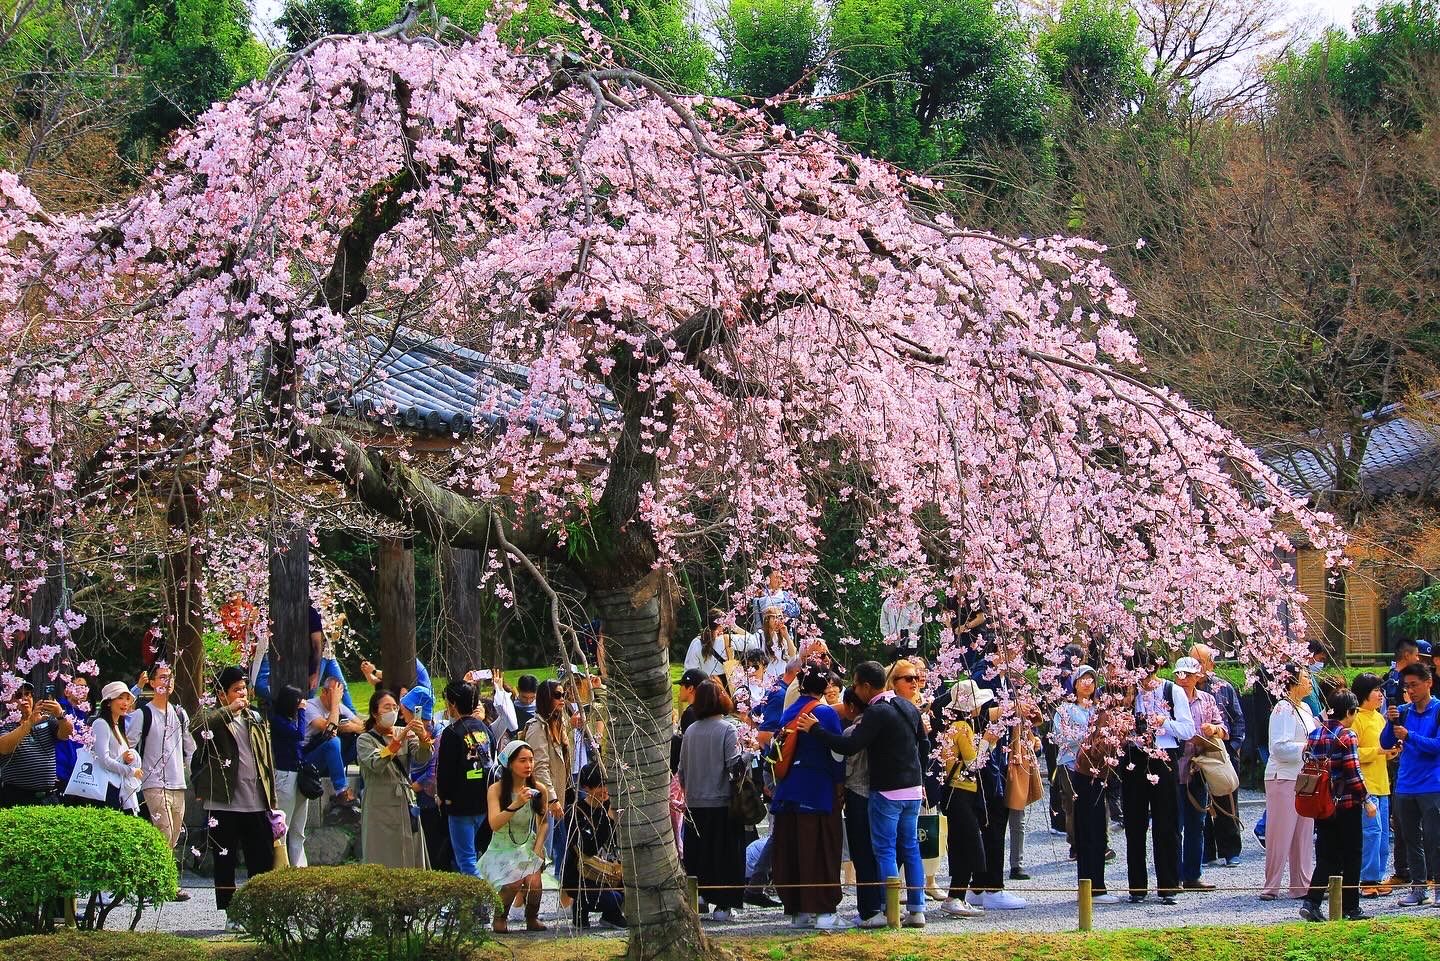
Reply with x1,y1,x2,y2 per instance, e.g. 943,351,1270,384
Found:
358,728,433,868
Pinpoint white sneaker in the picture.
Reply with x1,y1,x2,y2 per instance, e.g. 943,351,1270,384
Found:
789,912,815,928
902,911,927,928
858,912,890,928
815,913,848,931
710,908,734,922
1093,893,1124,905
965,891,986,908
940,897,984,917
983,890,1027,910
507,905,525,924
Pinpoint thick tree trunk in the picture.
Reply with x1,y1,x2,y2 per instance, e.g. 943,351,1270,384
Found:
377,536,418,692
590,586,717,961
438,542,484,682
166,492,205,714
267,526,312,696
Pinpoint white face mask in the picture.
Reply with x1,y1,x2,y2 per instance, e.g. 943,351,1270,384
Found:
379,709,399,729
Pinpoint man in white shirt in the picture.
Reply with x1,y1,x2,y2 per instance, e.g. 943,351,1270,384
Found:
126,665,196,878
1121,650,1195,905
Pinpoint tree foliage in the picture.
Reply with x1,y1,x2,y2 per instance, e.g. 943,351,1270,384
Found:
715,0,827,111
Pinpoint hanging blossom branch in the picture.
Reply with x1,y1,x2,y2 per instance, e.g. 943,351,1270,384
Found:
0,16,1341,724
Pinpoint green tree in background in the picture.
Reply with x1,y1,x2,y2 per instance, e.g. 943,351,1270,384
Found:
1271,0,1440,128
715,0,826,118
276,0,363,50
115,0,267,153
827,0,1049,171
1036,0,1150,119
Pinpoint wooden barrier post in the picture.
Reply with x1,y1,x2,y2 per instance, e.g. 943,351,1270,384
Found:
1078,878,1093,932
885,876,902,929
1328,875,1343,922
687,875,699,915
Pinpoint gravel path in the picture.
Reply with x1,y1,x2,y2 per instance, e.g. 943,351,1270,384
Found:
137,788,1439,940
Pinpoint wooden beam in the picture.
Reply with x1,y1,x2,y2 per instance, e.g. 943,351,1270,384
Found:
438,542,485,683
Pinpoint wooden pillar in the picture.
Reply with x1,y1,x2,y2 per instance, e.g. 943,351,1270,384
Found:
438,542,484,683
166,491,205,713
267,526,312,696
377,536,417,692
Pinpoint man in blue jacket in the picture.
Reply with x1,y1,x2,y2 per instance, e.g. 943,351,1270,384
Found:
1381,661,1440,906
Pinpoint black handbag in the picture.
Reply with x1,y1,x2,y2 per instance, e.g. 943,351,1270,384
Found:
296,762,325,800
727,757,767,825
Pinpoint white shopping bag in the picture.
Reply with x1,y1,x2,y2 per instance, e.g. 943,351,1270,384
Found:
64,747,117,802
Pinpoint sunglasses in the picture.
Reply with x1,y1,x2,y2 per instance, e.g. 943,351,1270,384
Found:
894,675,919,683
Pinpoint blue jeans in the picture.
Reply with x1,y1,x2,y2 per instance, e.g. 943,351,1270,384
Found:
304,736,348,792
449,814,490,877
869,793,925,911
1362,794,1390,883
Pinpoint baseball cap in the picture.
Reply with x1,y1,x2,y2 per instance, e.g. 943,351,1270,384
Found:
1417,640,1433,656
678,668,709,688
1173,657,1203,677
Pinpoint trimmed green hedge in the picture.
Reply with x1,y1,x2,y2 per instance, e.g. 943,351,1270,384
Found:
0,930,208,961
0,806,178,936
227,864,494,961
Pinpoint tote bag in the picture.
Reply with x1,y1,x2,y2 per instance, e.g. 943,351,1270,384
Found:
917,812,942,860
63,747,117,803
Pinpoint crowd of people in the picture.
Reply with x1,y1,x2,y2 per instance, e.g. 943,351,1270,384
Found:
2,575,1438,934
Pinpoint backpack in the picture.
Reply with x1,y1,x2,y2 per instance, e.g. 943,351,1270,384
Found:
1294,736,1335,820
765,698,818,782
137,702,189,764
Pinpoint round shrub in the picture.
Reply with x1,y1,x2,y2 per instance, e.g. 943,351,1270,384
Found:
227,864,494,961
0,806,179,936
0,930,209,961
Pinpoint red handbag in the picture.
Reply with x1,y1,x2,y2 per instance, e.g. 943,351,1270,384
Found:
1294,750,1335,820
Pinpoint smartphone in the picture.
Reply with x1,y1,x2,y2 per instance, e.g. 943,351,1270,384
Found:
475,669,493,681
40,683,56,701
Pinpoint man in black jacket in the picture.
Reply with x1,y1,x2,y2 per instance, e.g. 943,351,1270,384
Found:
436,681,495,880
797,660,930,927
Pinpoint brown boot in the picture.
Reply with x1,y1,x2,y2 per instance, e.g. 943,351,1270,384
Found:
525,886,547,931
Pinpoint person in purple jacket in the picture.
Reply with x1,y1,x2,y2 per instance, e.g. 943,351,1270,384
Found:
769,664,846,930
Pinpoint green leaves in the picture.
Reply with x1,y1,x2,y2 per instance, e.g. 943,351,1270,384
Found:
0,806,179,936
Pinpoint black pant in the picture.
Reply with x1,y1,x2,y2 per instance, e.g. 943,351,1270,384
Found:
1121,747,1180,896
420,806,453,871
844,791,883,920
1074,772,1111,895
1306,804,1361,915
944,789,985,896
972,789,1009,893
1203,792,1243,861
0,783,56,808
210,809,276,911
1043,736,1064,829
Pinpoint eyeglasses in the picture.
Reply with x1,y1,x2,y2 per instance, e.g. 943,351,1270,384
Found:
894,675,919,683
1402,679,1431,689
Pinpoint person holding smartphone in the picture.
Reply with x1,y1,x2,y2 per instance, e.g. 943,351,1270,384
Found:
482,740,551,932
0,681,75,807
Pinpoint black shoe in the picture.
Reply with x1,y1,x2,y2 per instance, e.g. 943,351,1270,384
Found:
1298,903,1324,922
1128,894,1147,904
1159,895,1178,905
1344,911,1370,921
743,890,782,908
1009,869,1031,881
1104,848,1117,861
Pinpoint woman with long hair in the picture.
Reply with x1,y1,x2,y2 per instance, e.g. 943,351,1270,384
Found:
1260,663,1319,900
75,681,143,812
269,684,310,867
523,677,573,915
481,740,551,932
358,688,433,868
678,679,747,921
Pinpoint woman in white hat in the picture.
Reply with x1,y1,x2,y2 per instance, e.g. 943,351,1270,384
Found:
936,679,999,917
74,680,144,812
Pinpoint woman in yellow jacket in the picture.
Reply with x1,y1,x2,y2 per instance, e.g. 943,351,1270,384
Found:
1351,674,1400,896
936,680,1001,918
